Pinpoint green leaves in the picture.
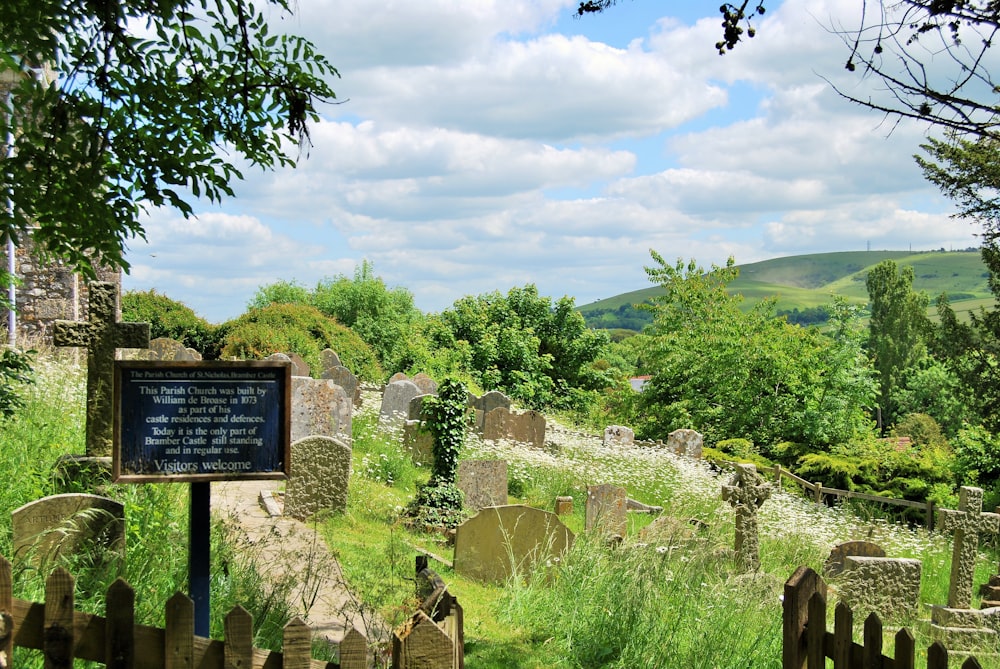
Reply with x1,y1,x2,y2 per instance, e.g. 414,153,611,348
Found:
0,0,338,278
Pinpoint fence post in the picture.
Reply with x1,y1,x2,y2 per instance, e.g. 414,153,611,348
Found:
774,465,782,490
282,616,312,669
340,628,369,669
926,500,935,532
783,566,826,669
0,557,11,669
814,483,823,504
166,592,195,669
833,602,853,668
224,606,254,669
862,613,883,668
106,578,136,669
45,567,75,669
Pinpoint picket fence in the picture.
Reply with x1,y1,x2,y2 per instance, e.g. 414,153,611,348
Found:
0,554,367,669
783,566,983,669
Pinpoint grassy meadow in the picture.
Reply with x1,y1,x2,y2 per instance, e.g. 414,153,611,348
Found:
577,249,991,327
3,356,1000,667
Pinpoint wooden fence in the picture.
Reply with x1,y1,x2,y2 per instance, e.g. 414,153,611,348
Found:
783,566,982,669
722,460,938,530
0,554,369,669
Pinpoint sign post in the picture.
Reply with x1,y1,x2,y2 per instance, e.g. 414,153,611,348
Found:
114,361,291,635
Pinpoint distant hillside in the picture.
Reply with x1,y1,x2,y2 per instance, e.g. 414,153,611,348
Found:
578,249,990,331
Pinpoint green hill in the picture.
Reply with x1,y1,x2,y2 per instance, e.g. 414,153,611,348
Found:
578,249,991,330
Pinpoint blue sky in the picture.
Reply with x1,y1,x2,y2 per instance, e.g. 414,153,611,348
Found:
123,0,981,323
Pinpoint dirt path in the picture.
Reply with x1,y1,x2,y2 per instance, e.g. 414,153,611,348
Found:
210,480,381,649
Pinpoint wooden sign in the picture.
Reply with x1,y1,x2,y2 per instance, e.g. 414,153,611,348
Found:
113,361,291,482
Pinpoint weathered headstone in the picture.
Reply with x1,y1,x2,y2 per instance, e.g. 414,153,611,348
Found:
554,496,573,515
937,486,1000,609
585,484,627,539
12,493,125,567
837,556,922,620
128,337,197,361
285,352,311,378
322,365,359,407
284,436,352,520
54,281,150,457
473,390,511,415
457,460,508,511
320,348,342,373
408,393,435,421
453,505,574,584
721,464,771,571
824,540,887,577
412,373,438,396
388,372,409,384
404,420,434,465
667,429,703,459
603,426,634,449
379,380,422,429
290,377,352,443
626,498,663,514
482,407,545,448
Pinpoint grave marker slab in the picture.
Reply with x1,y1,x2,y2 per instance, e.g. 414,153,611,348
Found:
482,407,545,448
667,429,703,458
291,377,352,443
412,373,438,396
322,366,359,407
938,486,1000,609
838,557,922,620
320,349,342,373
457,460,508,511
824,540,887,577
12,493,125,567
453,505,573,584
585,484,627,539
379,380,422,429
284,436,352,520
54,282,150,457
603,426,634,448
721,464,771,571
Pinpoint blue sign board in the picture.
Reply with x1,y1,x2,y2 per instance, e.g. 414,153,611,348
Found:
114,361,290,482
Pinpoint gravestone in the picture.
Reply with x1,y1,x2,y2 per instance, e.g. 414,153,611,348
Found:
585,484,627,539
721,464,771,571
603,426,634,449
457,460,508,511
379,380,422,429
471,391,511,432
412,373,438,396
388,372,409,384
937,486,1000,609
404,420,434,465
290,377,352,443
453,505,574,584
322,365,360,407
320,348,342,373
626,498,663,514
285,352,311,378
284,436,352,521
824,540,887,577
554,496,573,515
482,407,545,448
408,393,434,421
837,556,922,620
54,281,150,457
129,337,197,361
12,493,125,567
666,429,703,458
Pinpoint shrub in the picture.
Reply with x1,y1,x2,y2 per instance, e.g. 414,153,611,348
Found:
892,413,948,450
217,303,383,381
122,289,219,356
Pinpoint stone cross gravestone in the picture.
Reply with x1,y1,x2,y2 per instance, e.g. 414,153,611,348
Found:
453,505,573,584
585,484,627,539
12,493,125,567
457,460,508,511
937,485,1000,609
54,282,150,457
721,463,771,571
284,435,352,521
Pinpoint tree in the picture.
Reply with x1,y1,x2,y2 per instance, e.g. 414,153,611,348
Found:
865,260,931,432
0,0,337,279
638,251,875,448
579,2,1000,141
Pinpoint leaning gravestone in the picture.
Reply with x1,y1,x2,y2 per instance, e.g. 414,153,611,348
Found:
667,429,703,458
721,464,771,572
290,377,352,443
379,380,422,429
284,436,352,521
12,493,125,567
585,484,627,539
322,365,360,406
457,460,508,511
454,505,573,584
54,281,150,457
824,540,887,577
268,352,309,378
483,407,545,448
603,426,634,448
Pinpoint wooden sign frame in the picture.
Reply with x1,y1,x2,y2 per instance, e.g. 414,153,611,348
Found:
113,360,291,483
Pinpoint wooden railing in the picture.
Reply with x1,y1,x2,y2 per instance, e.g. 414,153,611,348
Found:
0,555,368,669
721,460,937,530
783,566,981,669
